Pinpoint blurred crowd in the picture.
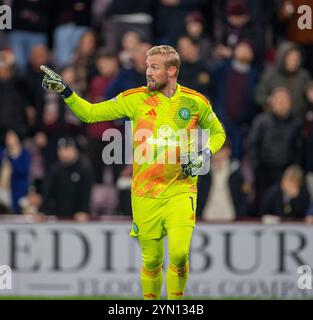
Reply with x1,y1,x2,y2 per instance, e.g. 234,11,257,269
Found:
0,0,313,223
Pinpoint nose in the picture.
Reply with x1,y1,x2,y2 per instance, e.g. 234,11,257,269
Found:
146,67,152,76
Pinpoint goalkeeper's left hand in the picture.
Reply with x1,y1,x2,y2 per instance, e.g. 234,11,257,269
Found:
181,147,212,177
40,65,73,98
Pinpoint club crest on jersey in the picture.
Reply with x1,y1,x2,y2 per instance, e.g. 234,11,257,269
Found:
179,108,191,120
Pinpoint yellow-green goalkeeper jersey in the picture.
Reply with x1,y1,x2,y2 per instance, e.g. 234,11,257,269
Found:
64,84,226,198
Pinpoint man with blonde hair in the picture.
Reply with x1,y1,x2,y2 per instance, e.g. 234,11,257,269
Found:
261,164,310,220
41,45,225,300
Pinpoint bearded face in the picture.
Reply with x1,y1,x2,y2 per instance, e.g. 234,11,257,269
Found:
146,54,171,91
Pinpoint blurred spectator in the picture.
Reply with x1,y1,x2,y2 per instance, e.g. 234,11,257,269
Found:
184,11,214,67
203,143,248,220
19,185,43,216
196,171,212,218
279,0,313,76
153,0,207,46
213,40,259,160
116,164,133,215
184,11,205,40
41,137,93,220
91,0,112,31
7,0,51,73
0,50,27,144
118,30,144,69
71,30,98,96
248,87,302,214
229,158,251,219
86,51,120,183
303,82,313,173
261,165,310,220
22,44,50,134
0,145,12,213
88,51,120,102
214,0,263,64
302,81,313,223
0,130,31,213
104,0,153,50
256,42,312,120
177,35,212,96
302,81,313,137
106,43,151,98
245,0,280,49
23,137,45,194
53,0,92,68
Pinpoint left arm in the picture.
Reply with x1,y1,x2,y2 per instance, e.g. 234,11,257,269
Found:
181,98,226,177
198,98,226,155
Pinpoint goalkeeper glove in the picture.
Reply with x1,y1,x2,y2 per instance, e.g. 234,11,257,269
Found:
181,147,212,177
40,65,73,98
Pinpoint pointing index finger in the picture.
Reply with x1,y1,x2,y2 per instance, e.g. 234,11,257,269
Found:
40,65,56,77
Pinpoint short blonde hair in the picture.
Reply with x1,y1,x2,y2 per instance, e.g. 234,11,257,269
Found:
283,165,304,185
147,45,180,78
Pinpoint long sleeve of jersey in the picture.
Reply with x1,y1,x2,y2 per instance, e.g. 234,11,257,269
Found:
64,92,135,122
198,99,226,155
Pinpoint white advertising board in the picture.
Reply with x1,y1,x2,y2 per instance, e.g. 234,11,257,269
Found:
0,222,312,298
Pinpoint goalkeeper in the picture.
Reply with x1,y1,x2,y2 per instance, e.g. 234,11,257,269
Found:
41,45,226,300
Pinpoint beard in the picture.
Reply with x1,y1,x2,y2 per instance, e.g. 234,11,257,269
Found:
146,77,167,91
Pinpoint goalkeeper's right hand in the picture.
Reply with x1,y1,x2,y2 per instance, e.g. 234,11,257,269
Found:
40,65,73,98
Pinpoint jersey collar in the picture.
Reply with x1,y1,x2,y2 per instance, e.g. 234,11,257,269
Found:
155,83,181,100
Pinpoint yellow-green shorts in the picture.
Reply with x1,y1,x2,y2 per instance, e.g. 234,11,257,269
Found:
130,192,197,240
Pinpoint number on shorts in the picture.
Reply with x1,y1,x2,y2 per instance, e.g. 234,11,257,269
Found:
189,196,194,211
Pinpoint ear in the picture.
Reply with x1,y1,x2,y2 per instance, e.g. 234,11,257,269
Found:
168,66,177,77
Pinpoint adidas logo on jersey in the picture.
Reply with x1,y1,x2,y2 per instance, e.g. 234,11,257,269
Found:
145,108,157,117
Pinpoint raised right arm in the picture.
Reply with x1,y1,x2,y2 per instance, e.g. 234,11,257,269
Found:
40,65,134,122
64,92,134,123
